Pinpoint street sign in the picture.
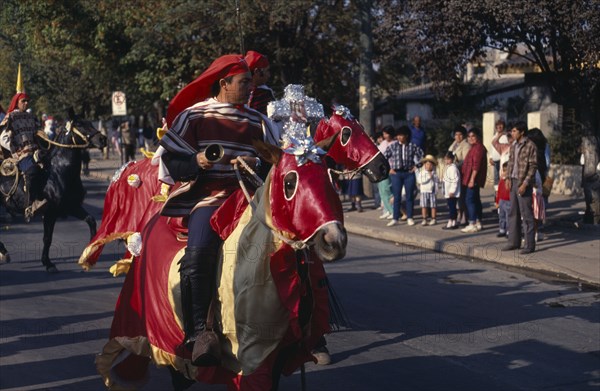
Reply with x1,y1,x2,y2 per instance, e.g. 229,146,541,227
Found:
112,91,127,116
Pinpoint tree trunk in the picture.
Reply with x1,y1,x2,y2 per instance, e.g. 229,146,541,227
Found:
582,135,600,224
357,0,374,198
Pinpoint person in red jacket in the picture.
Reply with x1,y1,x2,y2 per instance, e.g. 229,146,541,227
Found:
460,128,488,233
495,162,511,237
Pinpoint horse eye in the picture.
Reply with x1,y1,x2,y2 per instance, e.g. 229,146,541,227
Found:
283,171,298,200
341,126,352,146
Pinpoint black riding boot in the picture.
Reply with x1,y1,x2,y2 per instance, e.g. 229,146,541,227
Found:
179,246,221,367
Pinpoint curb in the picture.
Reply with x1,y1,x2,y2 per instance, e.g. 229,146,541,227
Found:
344,221,600,289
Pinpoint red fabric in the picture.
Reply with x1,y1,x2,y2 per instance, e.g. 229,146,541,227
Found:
315,113,380,170
270,153,343,242
6,92,29,113
461,142,488,188
244,51,269,71
496,178,510,203
210,188,251,240
84,159,165,267
166,55,249,127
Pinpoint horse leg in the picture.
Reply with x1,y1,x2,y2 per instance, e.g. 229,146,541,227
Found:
41,210,59,273
167,366,195,391
0,241,10,263
71,205,97,239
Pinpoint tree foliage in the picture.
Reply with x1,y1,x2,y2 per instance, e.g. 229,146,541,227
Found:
0,0,373,120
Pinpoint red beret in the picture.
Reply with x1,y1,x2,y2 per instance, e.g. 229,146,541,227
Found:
244,51,270,71
166,55,249,127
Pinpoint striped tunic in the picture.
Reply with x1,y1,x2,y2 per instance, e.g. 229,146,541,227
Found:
159,98,279,216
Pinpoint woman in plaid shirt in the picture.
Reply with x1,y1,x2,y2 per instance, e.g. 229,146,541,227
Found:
383,125,424,226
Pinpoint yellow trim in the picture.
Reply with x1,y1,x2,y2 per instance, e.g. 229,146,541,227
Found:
16,63,24,93
78,232,135,271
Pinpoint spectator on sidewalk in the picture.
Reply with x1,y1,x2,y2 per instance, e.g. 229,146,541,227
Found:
121,121,137,162
409,115,426,151
448,124,470,225
416,154,439,225
503,122,538,254
442,151,461,230
495,162,511,237
383,125,424,227
489,119,507,190
377,126,394,219
461,128,488,233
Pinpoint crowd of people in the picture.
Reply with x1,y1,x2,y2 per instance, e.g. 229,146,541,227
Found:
344,116,552,255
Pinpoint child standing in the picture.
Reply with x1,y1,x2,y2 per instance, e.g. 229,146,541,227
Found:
416,155,439,226
496,162,511,237
442,152,461,230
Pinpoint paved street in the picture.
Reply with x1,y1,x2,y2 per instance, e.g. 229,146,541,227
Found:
1,173,598,390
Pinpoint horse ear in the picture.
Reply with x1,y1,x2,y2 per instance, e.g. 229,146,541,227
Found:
252,139,282,165
66,107,76,120
315,132,338,152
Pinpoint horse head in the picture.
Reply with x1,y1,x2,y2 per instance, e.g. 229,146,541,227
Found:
254,138,347,261
60,108,107,149
314,108,390,183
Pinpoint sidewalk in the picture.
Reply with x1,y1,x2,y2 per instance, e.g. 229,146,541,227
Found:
84,150,600,288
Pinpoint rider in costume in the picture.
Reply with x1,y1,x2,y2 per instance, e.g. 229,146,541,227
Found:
159,54,279,367
0,91,47,221
245,50,275,116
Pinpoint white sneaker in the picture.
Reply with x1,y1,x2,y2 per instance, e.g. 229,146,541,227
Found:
379,211,391,219
428,219,437,226
421,220,428,226
386,219,398,227
386,214,394,220
461,224,478,233
407,218,415,226
475,220,482,231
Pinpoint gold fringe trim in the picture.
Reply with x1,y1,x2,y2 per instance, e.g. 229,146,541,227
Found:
96,336,200,390
78,232,135,271
109,258,133,277
139,148,154,158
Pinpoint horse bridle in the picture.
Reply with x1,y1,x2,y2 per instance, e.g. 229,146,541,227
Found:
36,120,101,149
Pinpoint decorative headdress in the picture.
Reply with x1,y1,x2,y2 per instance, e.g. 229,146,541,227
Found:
7,63,29,113
267,85,326,165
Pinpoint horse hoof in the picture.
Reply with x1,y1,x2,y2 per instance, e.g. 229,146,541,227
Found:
46,265,59,273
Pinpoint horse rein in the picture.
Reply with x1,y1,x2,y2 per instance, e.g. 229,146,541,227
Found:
0,158,20,198
233,156,308,251
36,121,98,149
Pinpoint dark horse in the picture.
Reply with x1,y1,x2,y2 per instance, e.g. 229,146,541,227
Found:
0,111,106,272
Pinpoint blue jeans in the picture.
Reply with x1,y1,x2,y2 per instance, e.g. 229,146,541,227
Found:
390,171,415,220
498,199,511,232
465,186,482,224
447,197,458,220
187,205,220,248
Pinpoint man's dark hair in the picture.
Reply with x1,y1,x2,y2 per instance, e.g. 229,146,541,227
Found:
453,124,467,136
210,75,234,97
382,125,395,137
396,125,412,141
512,121,528,134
